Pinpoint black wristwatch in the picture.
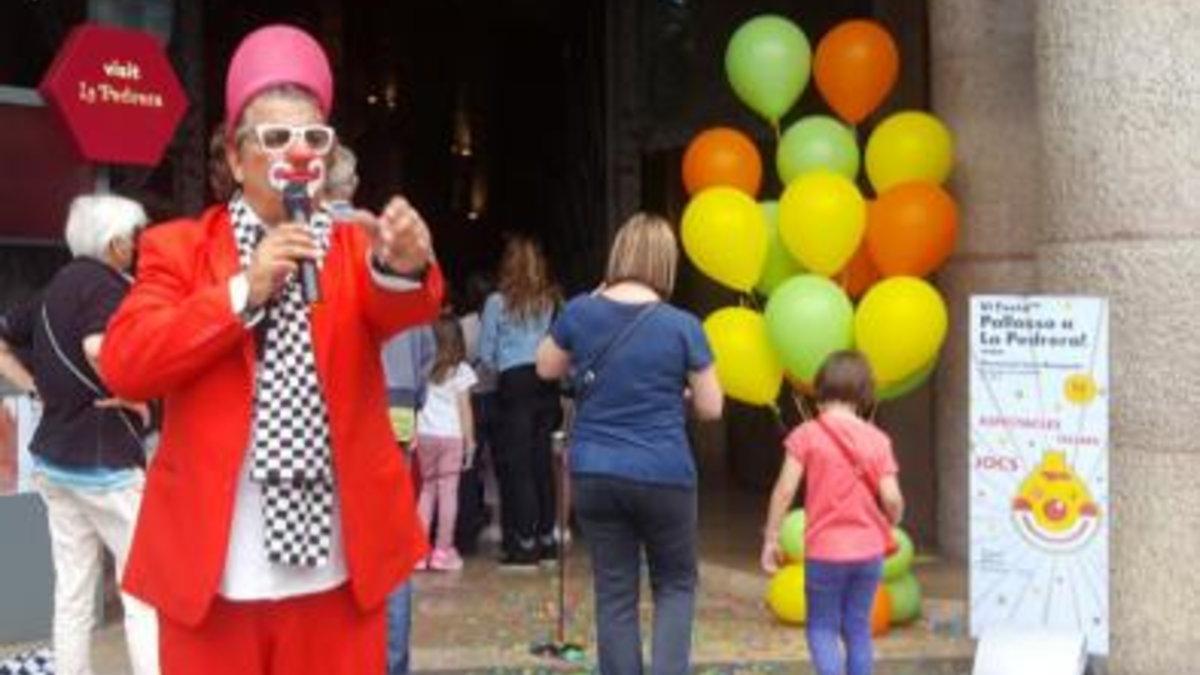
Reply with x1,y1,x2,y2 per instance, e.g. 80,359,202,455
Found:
372,254,429,283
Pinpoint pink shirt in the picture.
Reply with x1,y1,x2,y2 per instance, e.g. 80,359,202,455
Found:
785,412,898,562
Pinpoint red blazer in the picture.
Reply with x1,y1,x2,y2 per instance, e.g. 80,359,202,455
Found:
100,205,441,627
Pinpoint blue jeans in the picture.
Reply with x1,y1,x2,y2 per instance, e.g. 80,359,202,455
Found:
573,476,697,675
805,558,883,675
385,581,413,674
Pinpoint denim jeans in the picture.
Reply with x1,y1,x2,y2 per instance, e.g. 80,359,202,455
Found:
805,557,883,675
573,476,697,675
385,581,413,674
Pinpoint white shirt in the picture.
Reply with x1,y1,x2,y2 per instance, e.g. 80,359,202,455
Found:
220,445,348,600
417,363,477,438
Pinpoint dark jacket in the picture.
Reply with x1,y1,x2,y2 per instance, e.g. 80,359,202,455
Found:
0,258,146,469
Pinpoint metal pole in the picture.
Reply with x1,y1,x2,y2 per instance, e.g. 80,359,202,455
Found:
94,164,111,194
531,428,585,663
552,429,568,645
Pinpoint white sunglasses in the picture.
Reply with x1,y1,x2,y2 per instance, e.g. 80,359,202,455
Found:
250,123,336,155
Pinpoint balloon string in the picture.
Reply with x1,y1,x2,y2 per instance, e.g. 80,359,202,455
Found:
790,389,813,422
769,402,785,431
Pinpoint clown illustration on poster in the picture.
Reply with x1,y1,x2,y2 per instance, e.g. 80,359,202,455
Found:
969,295,1109,656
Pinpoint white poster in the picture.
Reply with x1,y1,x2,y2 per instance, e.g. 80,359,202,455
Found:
969,295,1109,655
0,394,41,496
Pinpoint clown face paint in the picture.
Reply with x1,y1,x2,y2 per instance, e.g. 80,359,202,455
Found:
268,157,327,197
230,94,329,225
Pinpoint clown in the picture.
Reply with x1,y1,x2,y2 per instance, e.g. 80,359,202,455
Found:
99,25,442,675
1011,450,1101,552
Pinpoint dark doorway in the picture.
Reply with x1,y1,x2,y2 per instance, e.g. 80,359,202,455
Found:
202,0,609,300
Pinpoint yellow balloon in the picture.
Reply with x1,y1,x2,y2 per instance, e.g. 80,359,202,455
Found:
766,564,807,624
778,171,866,275
865,111,954,193
682,187,768,292
703,307,783,406
855,277,947,386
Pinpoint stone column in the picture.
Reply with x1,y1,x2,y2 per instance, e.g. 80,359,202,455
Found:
929,0,1041,559
1036,3,1200,671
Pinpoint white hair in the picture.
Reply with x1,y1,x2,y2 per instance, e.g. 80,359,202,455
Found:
64,194,147,260
232,84,322,145
326,145,358,201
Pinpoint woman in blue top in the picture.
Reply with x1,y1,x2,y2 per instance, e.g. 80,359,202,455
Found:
479,236,561,567
537,213,723,675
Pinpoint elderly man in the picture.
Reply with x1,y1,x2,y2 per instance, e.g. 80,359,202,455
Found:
0,194,159,675
99,25,441,675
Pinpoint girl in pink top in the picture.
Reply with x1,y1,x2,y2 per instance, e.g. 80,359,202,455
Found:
760,351,905,675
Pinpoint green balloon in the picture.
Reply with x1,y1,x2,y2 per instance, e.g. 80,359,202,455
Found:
725,15,811,124
882,527,915,581
777,115,860,184
765,275,854,383
778,508,806,561
755,201,805,296
886,573,922,624
877,359,937,401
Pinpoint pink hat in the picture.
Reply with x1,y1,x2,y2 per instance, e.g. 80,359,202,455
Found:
225,25,333,127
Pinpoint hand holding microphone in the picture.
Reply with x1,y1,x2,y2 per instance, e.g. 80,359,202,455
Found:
284,183,322,303
245,220,321,311
245,191,433,310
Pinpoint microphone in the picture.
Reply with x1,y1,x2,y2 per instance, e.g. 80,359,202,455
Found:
282,182,321,304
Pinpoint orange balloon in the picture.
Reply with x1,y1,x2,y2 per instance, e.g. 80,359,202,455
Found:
814,20,899,125
871,583,892,636
682,127,763,196
866,181,958,277
837,242,881,299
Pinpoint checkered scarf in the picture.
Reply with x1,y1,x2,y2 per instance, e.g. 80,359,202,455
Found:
0,647,52,675
230,196,336,567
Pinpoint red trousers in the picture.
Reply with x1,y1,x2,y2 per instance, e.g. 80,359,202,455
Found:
160,584,384,675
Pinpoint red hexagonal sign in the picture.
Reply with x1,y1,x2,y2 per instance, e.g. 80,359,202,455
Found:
39,23,188,166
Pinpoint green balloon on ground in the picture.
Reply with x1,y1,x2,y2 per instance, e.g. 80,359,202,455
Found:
755,201,805,296
876,359,937,401
778,509,806,562
886,573,922,624
777,115,860,184
725,15,812,124
882,527,915,581
764,275,855,383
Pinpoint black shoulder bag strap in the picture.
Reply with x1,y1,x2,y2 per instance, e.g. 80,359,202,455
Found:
574,302,659,408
